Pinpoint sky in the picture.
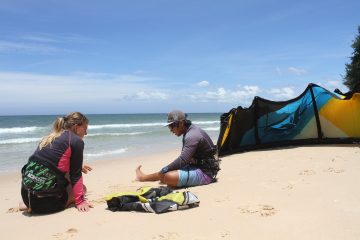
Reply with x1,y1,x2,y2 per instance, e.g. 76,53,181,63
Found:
0,0,359,115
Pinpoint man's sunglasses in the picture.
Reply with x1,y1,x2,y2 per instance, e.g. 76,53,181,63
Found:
168,122,179,130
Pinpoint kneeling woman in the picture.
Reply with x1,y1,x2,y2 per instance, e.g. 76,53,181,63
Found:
20,112,93,214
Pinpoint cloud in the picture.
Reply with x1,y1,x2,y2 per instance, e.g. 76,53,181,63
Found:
268,87,295,100
189,85,260,103
288,67,307,75
316,80,348,92
325,80,341,89
0,71,165,104
21,35,60,43
0,33,93,54
0,71,303,114
197,80,209,87
0,40,64,54
120,91,169,101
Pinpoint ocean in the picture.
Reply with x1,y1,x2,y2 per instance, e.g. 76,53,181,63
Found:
0,113,221,174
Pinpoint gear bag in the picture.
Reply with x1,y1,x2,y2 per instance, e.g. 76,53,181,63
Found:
105,186,200,214
195,155,221,180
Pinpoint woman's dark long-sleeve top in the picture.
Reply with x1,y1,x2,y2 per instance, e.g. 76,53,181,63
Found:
29,130,86,206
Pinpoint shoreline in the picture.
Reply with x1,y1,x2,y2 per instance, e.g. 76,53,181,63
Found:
2,144,360,240
0,147,181,182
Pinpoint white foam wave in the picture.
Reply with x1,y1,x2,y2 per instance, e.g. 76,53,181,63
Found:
193,121,219,125
0,137,41,144
85,148,128,157
202,127,220,131
0,126,40,134
87,132,147,137
89,122,164,129
88,121,219,130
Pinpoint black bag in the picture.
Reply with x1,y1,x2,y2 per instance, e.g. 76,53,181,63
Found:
195,156,221,179
21,158,68,196
21,158,69,214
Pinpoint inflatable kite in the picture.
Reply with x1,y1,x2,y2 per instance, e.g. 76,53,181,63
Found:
217,83,360,156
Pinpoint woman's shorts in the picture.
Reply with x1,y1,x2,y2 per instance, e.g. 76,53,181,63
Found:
177,166,212,187
21,185,68,214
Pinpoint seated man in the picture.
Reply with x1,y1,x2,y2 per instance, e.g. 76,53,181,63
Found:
136,110,220,187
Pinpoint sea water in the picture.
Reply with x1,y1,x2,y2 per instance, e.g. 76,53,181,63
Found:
0,113,221,173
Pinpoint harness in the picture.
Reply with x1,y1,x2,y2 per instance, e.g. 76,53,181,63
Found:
21,157,68,212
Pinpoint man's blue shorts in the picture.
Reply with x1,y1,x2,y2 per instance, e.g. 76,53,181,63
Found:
177,166,212,187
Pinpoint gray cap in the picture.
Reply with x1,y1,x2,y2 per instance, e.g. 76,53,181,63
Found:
164,110,187,126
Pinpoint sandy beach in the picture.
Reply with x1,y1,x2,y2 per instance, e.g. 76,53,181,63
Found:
1,144,360,240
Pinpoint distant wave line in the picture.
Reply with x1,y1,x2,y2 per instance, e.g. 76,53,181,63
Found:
85,148,128,157
87,132,147,137
88,123,164,129
202,127,220,131
0,137,41,144
89,121,219,130
0,126,45,134
193,121,220,125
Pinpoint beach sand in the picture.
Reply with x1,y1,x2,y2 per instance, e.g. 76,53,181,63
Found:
1,144,360,240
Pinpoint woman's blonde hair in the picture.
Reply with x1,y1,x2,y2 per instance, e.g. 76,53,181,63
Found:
39,112,89,150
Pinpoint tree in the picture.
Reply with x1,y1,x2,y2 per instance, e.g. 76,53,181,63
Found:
344,26,360,91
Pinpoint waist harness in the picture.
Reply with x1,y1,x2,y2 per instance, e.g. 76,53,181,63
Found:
194,155,221,180
21,157,68,197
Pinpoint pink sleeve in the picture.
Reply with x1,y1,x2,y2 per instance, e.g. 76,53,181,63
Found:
72,176,86,206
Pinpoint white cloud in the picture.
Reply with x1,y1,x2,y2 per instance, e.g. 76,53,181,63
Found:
0,71,165,105
0,33,91,54
0,41,65,54
122,91,169,101
197,80,209,87
325,80,341,89
22,35,60,43
316,80,348,93
288,67,307,75
189,85,260,103
268,87,295,100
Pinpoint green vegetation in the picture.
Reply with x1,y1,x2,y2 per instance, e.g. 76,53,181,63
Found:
344,26,360,91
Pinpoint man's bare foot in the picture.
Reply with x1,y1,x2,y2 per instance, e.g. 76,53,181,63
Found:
135,165,145,181
19,201,28,211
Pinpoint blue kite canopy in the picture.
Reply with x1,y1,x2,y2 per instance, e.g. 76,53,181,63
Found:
217,83,360,156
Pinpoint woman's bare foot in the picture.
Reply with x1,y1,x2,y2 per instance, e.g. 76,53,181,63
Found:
18,201,28,211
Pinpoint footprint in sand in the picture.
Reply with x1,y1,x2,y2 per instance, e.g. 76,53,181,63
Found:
282,183,294,190
324,167,345,174
299,169,316,175
6,207,20,213
153,232,179,240
53,228,78,240
215,196,230,203
220,231,230,238
237,204,277,217
259,205,277,217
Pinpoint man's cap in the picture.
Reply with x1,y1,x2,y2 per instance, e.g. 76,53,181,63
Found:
164,110,187,127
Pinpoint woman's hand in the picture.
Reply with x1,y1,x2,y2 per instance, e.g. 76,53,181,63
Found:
76,201,93,212
82,164,92,174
